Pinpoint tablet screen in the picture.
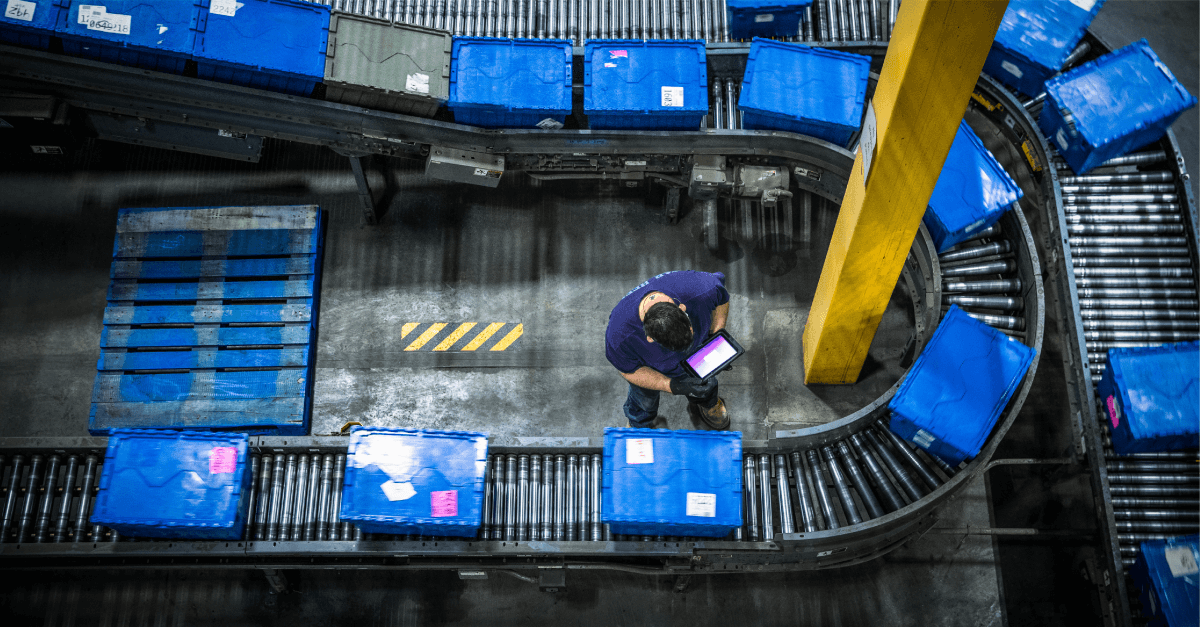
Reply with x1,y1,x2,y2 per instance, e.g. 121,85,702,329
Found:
686,334,739,379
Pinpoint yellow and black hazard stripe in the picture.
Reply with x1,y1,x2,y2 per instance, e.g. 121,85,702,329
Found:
399,323,523,352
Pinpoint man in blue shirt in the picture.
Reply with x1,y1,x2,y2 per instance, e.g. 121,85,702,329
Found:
605,270,731,429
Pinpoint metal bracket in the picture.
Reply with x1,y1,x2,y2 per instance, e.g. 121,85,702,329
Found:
341,152,397,226
537,568,566,592
259,568,289,594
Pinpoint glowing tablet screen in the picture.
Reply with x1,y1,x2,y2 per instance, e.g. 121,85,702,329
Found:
686,334,739,379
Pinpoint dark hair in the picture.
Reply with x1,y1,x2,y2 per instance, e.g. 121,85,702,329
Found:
644,302,693,352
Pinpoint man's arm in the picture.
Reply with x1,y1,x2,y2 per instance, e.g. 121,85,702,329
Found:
618,367,673,393
710,301,729,334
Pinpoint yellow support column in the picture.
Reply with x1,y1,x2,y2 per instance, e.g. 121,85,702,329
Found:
802,0,1009,384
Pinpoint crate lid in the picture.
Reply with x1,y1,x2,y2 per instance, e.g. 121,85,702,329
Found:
1136,535,1199,626
739,38,870,130
92,429,249,529
325,13,451,101
195,0,330,79
927,120,1024,227
1105,341,1199,440
992,0,1103,71
449,37,573,112
583,39,708,115
726,0,813,9
1045,39,1198,146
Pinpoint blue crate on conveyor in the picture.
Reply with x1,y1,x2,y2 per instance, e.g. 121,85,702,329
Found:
1098,341,1199,455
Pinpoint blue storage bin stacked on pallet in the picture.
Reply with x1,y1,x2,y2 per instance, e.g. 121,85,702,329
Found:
601,428,742,538
90,430,253,539
583,39,708,131
1129,536,1199,627
1097,341,1199,456
726,0,812,41
738,38,869,148
448,37,573,129
193,0,330,96
983,0,1105,98
0,0,66,50
888,306,1036,466
340,428,488,538
89,205,325,435
1040,39,1198,175
923,120,1024,253
55,1,202,74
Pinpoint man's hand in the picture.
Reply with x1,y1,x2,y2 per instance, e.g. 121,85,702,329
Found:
670,376,716,397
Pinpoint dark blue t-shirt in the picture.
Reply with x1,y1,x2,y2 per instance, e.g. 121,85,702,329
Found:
605,271,730,377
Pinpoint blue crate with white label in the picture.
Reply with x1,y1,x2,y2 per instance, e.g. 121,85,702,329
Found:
726,0,811,41
583,39,708,130
193,0,330,96
0,0,66,49
601,428,742,538
90,430,252,539
923,120,1024,252
55,0,203,74
888,306,1036,466
983,0,1105,98
449,37,573,129
1040,39,1198,175
1097,342,1199,456
340,428,488,537
1129,536,1199,627
738,38,869,148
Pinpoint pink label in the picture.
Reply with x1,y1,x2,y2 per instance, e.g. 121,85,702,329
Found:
609,50,628,58
1106,395,1120,428
431,490,458,517
209,447,238,474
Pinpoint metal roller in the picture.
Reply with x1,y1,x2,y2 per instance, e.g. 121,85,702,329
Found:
565,455,578,541
758,454,774,540
293,454,310,541
837,441,883,520
849,434,905,512
1060,184,1176,194
591,454,602,541
865,430,925,502
1075,265,1194,277
1079,298,1199,310
1113,497,1200,509
954,311,1026,331
943,295,1023,311
35,455,60,543
774,455,794,535
578,454,590,541
789,451,817,532
940,260,1015,278
1069,223,1184,236
943,279,1023,294
944,224,1002,249
553,455,565,540
1066,203,1181,214
53,456,78,543
504,455,517,540
0,455,18,543
330,455,345,541
1108,473,1200,485
542,454,553,541
724,79,737,130
483,457,498,539
1120,533,1193,544
845,0,858,40
1063,193,1178,205
1060,172,1173,185
815,0,829,41
279,454,298,542
1085,330,1198,342
822,447,861,525
1077,274,1194,286
263,453,286,541
1115,510,1198,521
516,455,529,541
1116,520,1199,534
316,454,334,541
1085,319,1200,331
1067,213,1182,224
1078,287,1197,299
836,0,849,41
303,454,321,540
1069,236,1187,248
529,455,542,541
743,456,759,540
1107,461,1199,474
806,449,839,530
1061,40,1089,67
17,454,44,543
711,79,724,129
880,426,943,491
939,241,1011,263
72,456,96,542
245,454,261,540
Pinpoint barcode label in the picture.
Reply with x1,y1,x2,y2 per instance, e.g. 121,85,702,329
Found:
912,429,935,448
661,86,684,107
1001,61,1023,78
685,492,716,517
1166,546,1199,577
4,0,35,22
754,13,774,22
405,73,430,94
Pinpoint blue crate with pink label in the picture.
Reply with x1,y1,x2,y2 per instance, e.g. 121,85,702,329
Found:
1098,341,1199,456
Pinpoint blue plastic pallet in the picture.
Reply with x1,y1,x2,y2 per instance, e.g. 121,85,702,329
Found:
601,428,742,538
89,205,324,436
0,0,66,50
1098,342,1199,455
584,39,708,130
738,38,869,148
193,0,330,96
726,0,811,41
888,306,1036,466
1041,39,1198,175
448,37,573,129
90,430,252,539
983,0,1105,98
1129,536,1200,627
923,120,1024,252
54,1,202,74
340,428,488,537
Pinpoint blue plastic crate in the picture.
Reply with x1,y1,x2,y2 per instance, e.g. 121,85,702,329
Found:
923,120,1024,252
193,0,330,96
54,1,201,74
738,38,869,147
90,430,251,539
726,0,811,41
449,37,573,129
340,428,488,537
888,306,1036,466
1040,39,1198,175
583,39,708,131
1097,342,1199,455
983,0,1105,98
0,0,66,49
601,428,742,538
1129,536,1199,627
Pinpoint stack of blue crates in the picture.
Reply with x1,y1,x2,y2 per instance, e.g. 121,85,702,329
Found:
583,39,709,131
340,428,488,538
1040,39,1198,175
601,428,742,538
983,0,1106,98
0,0,66,49
90,430,252,540
726,0,812,41
923,120,1024,253
449,37,573,129
1129,536,1199,627
193,0,331,96
889,306,1036,466
738,38,870,148
55,0,202,74
1097,341,1199,456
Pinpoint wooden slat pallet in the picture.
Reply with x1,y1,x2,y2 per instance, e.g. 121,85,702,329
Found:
89,206,324,435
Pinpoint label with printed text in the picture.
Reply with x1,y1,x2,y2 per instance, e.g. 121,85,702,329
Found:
661,86,684,108
1166,546,1199,577
210,0,243,17
4,0,35,22
209,446,238,474
405,73,430,94
431,490,458,517
686,492,716,517
626,438,654,464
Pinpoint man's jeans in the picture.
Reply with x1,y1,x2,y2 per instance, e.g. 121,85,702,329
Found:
623,381,720,428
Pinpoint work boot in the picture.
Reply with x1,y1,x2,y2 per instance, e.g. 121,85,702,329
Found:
688,398,729,430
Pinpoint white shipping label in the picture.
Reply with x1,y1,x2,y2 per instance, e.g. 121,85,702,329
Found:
860,101,877,187
4,0,36,22
535,118,564,130
912,429,936,448
685,492,716,518
85,11,131,35
77,4,104,24
626,438,654,464
661,86,684,108
1165,546,1200,578
380,480,417,501
1056,128,1069,151
1068,0,1097,12
754,13,774,22
210,0,243,17
405,73,430,94
1001,60,1023,78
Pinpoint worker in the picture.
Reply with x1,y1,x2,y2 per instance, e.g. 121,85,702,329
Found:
605,270,731,430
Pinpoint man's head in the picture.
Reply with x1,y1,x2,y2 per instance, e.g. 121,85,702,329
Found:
644,300,694,352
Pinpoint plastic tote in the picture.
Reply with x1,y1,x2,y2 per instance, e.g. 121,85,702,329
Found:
583,39,708,131
0,0,67,49
193,0,331,96
726,0,812,41
55,0,203,74
983,0,1105,98
1128,536,1199,627
448,37,573,129
1097,341,1199,455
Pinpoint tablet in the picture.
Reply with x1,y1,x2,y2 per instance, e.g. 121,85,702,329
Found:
680,330,745,381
